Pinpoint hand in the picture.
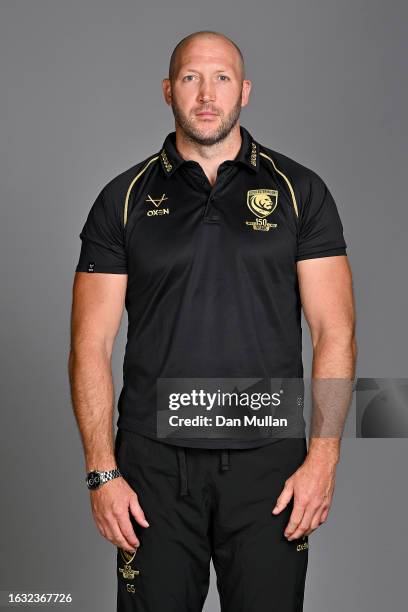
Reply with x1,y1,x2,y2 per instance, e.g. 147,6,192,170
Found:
90,476,149,552
271,454,337,540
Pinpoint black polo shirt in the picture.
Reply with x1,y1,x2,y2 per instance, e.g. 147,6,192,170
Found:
75,125,347,448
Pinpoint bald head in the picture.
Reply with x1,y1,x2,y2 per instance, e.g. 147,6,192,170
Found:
168,30,245,83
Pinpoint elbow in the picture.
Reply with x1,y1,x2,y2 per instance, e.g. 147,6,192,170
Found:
68,338,112,373
311,324,357,352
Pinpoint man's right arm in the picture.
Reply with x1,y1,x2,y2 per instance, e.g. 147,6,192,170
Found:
68,272,149,553
68,272,127,471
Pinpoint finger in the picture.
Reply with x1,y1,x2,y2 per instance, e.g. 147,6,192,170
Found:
272,480,294,514
284,502,306,538
320,507,330,523
109,519,139,552
129,495,150,528
304,509,323,536
287,505,316,540
94,517,107,539
305,506,329,534
117,513,141,550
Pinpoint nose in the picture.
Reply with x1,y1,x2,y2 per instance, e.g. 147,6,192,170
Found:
198,79,215,104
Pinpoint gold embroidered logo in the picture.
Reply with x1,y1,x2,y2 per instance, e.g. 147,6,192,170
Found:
119,548,140,580
160,148,173,172
296,536,309,552
245,188,278,231
145,193,170,217
250,142,257,166
146,193,168,207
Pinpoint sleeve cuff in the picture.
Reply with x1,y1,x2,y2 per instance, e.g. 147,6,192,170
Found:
296,247,347,262
75,264,128,274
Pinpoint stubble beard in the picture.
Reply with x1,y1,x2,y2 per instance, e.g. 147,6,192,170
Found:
170,94,243,147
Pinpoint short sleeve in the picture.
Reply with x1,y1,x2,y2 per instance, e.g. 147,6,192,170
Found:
75,185,128,274
296,173,347,261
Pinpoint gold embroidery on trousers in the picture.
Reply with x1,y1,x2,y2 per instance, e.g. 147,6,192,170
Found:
296,536,309,552
119,548,140,580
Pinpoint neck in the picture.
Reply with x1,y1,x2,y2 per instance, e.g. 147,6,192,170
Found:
174,123,242,168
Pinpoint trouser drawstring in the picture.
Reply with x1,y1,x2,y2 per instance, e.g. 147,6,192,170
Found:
176,447,189,497
176,447,232,498
220,449,231,471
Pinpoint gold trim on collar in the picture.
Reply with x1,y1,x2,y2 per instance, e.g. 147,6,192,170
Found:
160,148,173,172
124,156,160,226
250,141,257,167
259,152,298,218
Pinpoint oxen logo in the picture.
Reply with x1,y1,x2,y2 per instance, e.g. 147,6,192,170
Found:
145,193,170,216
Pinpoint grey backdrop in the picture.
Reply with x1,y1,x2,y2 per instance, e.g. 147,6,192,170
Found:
1,0,407,610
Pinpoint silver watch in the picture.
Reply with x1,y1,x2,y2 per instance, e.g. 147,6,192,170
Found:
85,468,122,490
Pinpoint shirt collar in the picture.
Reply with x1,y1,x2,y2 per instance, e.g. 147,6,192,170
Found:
159,124,260,178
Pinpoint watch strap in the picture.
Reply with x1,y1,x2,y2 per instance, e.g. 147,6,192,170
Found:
99,468,121,485
86,468,122,489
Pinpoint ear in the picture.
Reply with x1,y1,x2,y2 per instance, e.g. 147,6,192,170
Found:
241,80,252,108
162,78,172,106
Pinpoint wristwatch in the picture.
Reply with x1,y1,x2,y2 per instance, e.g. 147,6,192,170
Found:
85,468,122,490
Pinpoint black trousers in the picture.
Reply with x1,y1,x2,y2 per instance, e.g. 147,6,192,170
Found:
114,429,309,612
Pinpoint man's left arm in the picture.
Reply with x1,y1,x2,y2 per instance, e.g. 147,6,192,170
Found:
272,254,357,539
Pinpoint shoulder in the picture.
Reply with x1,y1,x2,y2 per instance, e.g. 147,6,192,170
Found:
259,143,326,189
100,152,161,201
91,152,161,226
259,145,332,218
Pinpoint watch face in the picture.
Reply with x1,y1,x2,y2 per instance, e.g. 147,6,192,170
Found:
86,471,101,490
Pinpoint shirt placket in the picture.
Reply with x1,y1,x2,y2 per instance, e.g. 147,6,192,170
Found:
201,164,237,223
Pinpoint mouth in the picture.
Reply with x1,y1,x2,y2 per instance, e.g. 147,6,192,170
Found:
196,111,218,118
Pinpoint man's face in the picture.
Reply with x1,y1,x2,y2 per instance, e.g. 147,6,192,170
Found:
163,37,251,146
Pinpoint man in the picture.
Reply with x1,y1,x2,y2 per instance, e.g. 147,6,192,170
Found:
69,30,356,612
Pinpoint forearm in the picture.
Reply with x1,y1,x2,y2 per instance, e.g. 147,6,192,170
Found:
68,346,116,472
308,331,357,462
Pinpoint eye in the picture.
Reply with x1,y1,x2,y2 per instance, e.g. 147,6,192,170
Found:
183,75,196,82
218,75,230,81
